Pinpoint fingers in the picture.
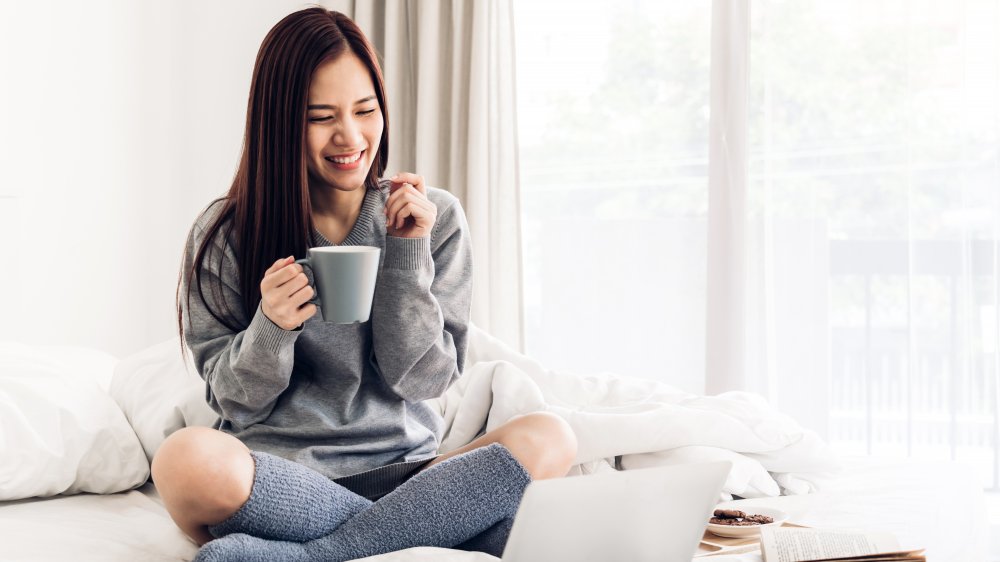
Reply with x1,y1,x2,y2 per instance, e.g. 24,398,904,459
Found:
387,197,434,231
390,172,425,194
298,303,318,321
393,206,413,231
260,258,317,330
262,296,315,331
261,260,305,294
270,281,315,326
385,188,435,230
265,256,293,275
262,257,294,290
289,283,316,307
384,172,438,236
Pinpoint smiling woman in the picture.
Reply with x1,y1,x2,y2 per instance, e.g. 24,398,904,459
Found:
157,6,575,561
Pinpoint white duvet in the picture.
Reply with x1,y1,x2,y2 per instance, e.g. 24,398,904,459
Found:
431,326,841,499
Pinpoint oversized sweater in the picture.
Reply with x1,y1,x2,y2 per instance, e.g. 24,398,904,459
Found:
179,179,473,479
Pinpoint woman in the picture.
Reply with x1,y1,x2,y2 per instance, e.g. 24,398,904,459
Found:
152,7,577,562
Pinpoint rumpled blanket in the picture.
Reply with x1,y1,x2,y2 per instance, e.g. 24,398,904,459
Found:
427,325,841,499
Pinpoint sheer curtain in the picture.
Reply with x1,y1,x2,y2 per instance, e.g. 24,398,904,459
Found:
325,0,526,350
514,0,1000,490
742,0,1000,488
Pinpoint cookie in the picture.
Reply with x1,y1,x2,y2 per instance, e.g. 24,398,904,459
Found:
709,511,775,526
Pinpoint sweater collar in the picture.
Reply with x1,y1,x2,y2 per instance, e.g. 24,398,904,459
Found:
311,185,385,247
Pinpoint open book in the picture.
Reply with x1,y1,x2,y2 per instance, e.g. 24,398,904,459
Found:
760,528,925,561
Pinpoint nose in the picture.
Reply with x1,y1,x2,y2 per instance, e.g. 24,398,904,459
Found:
332,115,362,148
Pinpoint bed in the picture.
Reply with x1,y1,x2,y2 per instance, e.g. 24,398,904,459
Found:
0,329,988,561
0,456,986,561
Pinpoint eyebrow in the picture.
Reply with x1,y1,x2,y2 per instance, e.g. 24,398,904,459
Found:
307,95,377,110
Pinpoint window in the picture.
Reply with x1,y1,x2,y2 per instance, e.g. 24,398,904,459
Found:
514,0,711,394
748,0,1000,489
515,0,1000,491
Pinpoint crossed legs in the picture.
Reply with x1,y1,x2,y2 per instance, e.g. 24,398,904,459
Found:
152,412,578,548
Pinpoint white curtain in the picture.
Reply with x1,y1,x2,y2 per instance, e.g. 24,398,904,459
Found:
705,0,833,435
705,0,750,396
326,0,526,351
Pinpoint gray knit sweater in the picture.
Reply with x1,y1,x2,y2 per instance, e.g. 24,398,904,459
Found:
179,180,473,479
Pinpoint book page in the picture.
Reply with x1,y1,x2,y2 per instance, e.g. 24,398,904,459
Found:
760,528,900,562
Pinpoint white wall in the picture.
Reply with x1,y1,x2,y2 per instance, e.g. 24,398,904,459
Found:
0,1,314,357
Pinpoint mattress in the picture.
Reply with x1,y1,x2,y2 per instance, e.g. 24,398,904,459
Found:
0,456,987,561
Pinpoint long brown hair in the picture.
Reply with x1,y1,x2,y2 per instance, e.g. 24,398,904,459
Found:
175,7,389,361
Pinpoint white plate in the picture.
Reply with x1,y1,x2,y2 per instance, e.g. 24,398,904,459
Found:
705,506,789,539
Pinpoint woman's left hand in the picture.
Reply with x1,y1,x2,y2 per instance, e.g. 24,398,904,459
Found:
385,172,436,238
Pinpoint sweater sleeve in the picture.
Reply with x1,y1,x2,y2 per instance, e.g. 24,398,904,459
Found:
369,197,474,402
180,214,303,432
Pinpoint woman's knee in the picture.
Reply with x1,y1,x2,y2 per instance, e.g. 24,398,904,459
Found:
500,412,578,480
151,426,254,526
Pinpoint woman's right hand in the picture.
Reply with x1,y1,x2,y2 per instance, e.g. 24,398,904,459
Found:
260,256,317,330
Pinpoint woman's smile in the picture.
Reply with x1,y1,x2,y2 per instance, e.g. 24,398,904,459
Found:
325,149,365,171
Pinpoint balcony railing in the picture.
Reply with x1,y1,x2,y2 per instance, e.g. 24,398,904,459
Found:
828,238,1000,491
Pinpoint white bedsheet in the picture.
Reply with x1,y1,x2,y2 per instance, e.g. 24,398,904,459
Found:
0,457,985,561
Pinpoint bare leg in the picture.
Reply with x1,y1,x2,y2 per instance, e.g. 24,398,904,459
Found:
151,427,255,546
419,411,578,479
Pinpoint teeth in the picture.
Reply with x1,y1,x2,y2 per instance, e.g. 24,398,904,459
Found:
327,152,362,164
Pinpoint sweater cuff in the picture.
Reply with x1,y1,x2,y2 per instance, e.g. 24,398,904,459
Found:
245,301,303,355
384,236,433,270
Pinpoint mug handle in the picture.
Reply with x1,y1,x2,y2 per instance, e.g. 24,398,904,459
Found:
293,257,322,306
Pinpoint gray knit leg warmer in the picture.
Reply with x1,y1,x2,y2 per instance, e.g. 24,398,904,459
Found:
206,450,372,542
454,516,515,558
193,443,532,562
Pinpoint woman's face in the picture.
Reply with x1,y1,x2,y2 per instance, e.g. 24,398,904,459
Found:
305,50,383,192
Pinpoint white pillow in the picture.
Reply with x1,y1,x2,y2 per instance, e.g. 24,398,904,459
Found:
26,344,119,394
0,342,149,500
109,338,219,464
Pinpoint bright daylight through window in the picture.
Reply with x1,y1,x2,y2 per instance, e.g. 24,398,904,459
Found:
514,0,1000,492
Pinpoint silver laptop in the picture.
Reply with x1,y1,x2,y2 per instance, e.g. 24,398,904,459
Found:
501,460,731,562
